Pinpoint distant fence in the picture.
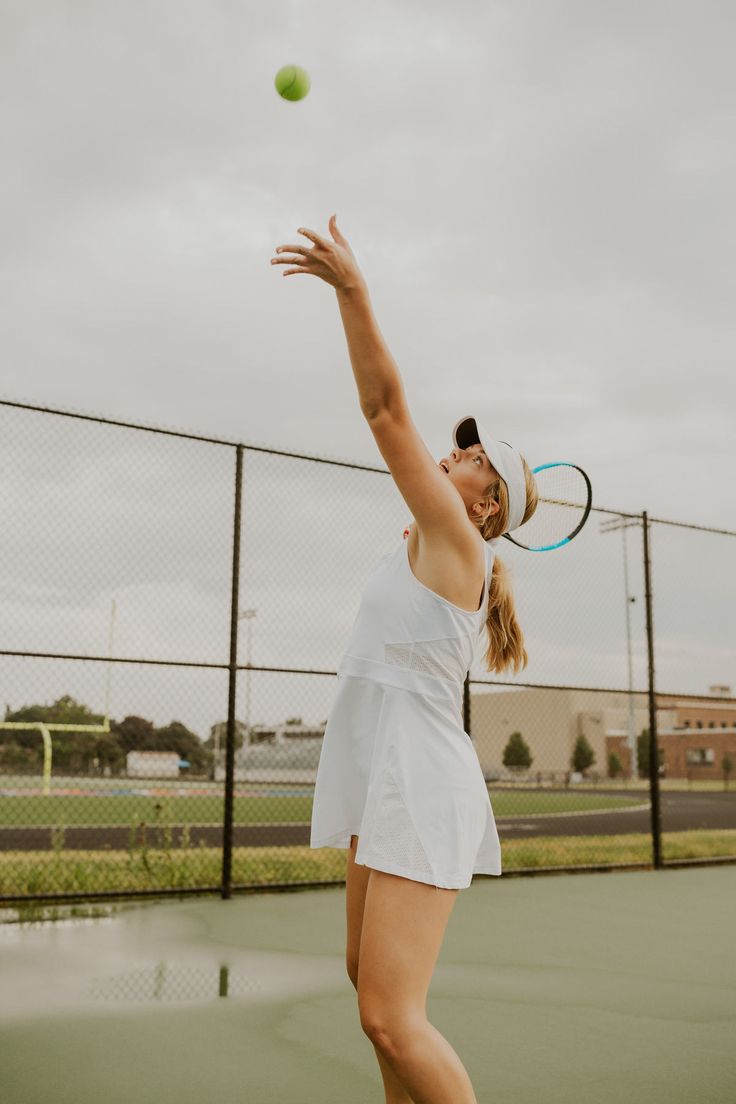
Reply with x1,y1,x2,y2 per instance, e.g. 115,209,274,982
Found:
1,398,734,905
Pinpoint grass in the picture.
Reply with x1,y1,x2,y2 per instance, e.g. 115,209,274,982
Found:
0,775,731,901
0,789,648,827
0,830,734,899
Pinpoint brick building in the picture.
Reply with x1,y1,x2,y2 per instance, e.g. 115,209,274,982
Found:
470,683,735,782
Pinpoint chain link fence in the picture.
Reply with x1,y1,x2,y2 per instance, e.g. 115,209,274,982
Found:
1,398,734,904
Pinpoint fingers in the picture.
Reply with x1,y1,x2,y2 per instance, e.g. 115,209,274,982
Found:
271,254,307,269
297,225,328,247
329,213,346,242
270,219,349,282
271,240,311,269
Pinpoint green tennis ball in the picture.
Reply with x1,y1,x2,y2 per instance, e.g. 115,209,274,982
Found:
274,64,311,102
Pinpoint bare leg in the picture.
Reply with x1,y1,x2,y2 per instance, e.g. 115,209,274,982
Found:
370,1017,477,1104
357,867,477,1104
372,1039,415,1104
346,836,415,1103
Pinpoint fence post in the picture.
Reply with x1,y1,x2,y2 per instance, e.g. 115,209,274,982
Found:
221,444,244,898
642,510,663,869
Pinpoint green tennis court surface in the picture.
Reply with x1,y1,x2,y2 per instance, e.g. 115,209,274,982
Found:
1,864,734,1103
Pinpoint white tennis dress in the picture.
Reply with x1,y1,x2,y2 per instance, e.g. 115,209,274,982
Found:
310,529,502,889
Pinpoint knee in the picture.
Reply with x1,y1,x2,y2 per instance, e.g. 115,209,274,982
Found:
358,1004,389,1046
358,998,419,1051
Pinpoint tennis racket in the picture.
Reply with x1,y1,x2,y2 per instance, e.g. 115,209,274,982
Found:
503,462,592,552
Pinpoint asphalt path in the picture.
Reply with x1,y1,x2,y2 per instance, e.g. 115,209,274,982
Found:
1,789,733,851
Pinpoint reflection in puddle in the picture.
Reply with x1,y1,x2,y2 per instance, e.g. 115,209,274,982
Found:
89,962,261,1002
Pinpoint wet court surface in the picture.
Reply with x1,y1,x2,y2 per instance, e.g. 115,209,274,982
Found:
1,864,734,1103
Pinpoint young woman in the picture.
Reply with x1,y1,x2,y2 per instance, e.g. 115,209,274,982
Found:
271,216,538,1104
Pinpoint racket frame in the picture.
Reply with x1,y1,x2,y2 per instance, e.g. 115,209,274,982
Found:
502,461,593,552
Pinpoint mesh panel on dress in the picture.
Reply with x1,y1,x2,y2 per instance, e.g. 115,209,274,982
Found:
385,637,469,681
366,761,435,881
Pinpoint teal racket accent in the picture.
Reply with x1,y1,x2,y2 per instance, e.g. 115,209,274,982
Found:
502,462,592,552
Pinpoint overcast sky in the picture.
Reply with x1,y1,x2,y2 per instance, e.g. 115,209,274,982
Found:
1,1,734,738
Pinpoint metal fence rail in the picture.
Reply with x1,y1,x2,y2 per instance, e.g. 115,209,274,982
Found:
1,398,734,905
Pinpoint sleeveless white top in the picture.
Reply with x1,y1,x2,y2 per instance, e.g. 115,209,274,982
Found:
309,531,502,889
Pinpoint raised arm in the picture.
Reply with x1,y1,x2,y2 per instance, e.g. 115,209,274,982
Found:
270,216,478,548
334,282,405,420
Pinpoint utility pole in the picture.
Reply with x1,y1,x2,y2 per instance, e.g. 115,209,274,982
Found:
238,608,258,739
600,515,641,783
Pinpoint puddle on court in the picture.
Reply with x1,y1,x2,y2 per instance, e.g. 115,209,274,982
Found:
0,896,346,1019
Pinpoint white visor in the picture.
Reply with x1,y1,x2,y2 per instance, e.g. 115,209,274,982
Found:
452,415,527,533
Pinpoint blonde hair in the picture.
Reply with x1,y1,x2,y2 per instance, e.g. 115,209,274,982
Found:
471,457,538,674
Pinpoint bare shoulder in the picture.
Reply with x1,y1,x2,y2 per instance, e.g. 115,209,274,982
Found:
409,522,487,612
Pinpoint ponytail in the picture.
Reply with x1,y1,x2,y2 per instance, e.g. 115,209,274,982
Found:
476,455,538,675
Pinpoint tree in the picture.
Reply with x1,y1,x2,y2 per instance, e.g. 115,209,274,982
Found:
572,734,595,775
608,751,623,779
0,698,213,778
3,696,111,772
113,715,157,753
502,731,532,771
155,721,210,773
205,720,246,753
94,731,126,774
637,729,664,779
4,695,103,748
0,741,38,771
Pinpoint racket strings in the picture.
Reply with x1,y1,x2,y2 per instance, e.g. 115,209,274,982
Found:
512,466,589,549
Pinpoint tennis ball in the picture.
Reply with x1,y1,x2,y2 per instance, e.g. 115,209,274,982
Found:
274,64,311,101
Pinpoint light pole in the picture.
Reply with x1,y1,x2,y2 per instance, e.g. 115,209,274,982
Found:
600,516,640,783
238,608,258,740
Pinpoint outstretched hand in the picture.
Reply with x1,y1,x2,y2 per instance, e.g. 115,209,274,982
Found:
270,214,366,292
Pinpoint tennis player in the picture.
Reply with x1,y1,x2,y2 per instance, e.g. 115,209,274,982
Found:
271,215,538,1104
